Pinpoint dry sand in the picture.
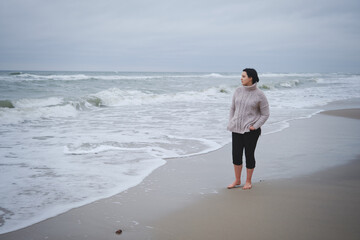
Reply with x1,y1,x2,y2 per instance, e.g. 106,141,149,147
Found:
1,99,360,240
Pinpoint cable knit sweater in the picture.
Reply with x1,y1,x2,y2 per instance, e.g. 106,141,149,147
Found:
227,83,270,134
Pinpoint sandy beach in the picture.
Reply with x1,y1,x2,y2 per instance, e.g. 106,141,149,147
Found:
1,98,360,240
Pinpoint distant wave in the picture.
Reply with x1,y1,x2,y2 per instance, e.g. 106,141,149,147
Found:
203,73,225,77
3,72,354,83
14,97,64,108
83,86,233,107
2,72,335,82
258,79,301,90
0,86,233,123
260,73,322,77
0,97,77,124
9,72,22,75
279,79,300,88
16,73,90,81
63,85,233,111
2,72,239,82
1,98,64,109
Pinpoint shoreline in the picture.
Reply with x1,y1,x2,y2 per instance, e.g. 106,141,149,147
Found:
1,98,360,239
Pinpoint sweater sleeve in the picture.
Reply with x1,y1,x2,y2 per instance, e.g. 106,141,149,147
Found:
253,93,270,129
229,91,236,122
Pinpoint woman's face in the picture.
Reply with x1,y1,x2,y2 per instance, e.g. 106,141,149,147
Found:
241,71,253,86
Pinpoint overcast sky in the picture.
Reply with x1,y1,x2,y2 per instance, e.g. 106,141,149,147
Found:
0,0,359,72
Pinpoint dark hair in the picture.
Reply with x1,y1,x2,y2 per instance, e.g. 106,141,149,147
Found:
242,68,259,84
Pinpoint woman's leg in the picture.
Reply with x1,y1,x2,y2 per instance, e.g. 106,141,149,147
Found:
243,168,254,190
227,164,243,189
243,128,261,190
228,132,244,189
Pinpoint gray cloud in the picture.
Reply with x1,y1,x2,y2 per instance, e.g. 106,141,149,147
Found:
0,0,359,72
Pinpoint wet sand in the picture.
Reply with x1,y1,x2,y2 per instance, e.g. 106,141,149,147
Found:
1,99,360,240
321,108,360,120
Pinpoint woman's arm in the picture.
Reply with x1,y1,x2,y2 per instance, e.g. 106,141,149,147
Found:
252,94,270,129
229,91,236,122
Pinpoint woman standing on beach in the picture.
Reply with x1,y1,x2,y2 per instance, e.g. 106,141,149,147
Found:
227,68,270,190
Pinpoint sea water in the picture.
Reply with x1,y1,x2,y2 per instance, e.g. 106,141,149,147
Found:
0,71,359,233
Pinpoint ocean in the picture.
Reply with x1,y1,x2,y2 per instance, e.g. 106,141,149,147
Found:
0,71,359,233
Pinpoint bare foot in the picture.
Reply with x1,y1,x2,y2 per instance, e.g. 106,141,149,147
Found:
242,182,252,190
227,180,241,189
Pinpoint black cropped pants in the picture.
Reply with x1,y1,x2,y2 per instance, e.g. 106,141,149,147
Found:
232,128,261,169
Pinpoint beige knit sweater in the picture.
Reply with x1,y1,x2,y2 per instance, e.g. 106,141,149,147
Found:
227,83,270,134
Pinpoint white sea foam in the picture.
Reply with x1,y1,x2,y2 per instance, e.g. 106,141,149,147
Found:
0,155,166,234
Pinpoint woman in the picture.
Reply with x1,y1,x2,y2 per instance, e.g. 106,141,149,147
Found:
227,68,269,190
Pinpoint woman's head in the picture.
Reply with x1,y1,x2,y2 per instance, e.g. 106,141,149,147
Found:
241,68,259,86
